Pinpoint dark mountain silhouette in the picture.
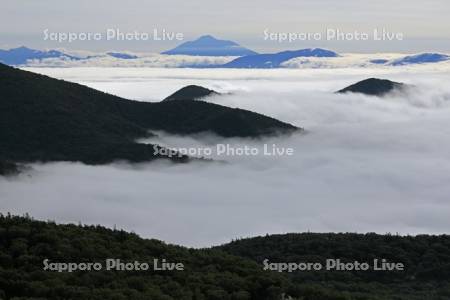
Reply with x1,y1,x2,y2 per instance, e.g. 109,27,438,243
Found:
162,35,257,56
221,48,338,68
390,53,449,66
0,63,297,167
162,85,219,101
0,159,18,175
0,46,80,65
337,78,405,96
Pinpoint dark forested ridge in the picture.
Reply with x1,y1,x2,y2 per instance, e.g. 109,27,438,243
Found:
218,233,450,299
0,215,294,300
1,215,450,300
337,78,406,96
0,63,297,167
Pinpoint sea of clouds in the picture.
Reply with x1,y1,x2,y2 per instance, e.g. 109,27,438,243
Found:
2,65,450,247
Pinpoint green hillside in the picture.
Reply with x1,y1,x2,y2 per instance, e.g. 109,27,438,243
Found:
0,215,290,300
218,233,450,299
1,216,450,299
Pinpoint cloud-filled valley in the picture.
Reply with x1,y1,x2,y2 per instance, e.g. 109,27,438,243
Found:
2,66,450,247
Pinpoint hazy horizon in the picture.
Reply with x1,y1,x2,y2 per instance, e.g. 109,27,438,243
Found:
2,0,450,53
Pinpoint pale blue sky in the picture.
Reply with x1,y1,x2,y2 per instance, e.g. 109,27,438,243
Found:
1,0,449,53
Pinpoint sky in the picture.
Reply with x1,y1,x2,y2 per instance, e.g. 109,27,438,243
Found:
1,0,450,53
2,65,450,247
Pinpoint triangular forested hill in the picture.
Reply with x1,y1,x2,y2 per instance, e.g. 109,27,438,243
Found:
162,85,219,101
337,78,405,96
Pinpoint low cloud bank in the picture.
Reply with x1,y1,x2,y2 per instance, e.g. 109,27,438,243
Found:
22,52,450,69
25,53,236,68
2,68,450,247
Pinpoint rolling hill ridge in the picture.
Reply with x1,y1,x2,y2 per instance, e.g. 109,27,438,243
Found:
0,63,297,168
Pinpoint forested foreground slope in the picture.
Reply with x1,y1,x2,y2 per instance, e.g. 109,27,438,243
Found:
1,215,450,299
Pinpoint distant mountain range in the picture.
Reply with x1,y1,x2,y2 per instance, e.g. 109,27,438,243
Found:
367,53,449,66
0,47,143,65
0,46,80,65
1,42,449,68
389,53,449,66
220,48,339,68
162,35,258,56
0,63,297,172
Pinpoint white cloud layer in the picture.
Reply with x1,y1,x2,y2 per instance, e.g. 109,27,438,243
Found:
2,66,450,247
24,54,236,68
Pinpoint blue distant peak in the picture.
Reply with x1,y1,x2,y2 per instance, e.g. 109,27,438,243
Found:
370,59,389,65
390,53,449,66
162,35,257,56
221,48,339,68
